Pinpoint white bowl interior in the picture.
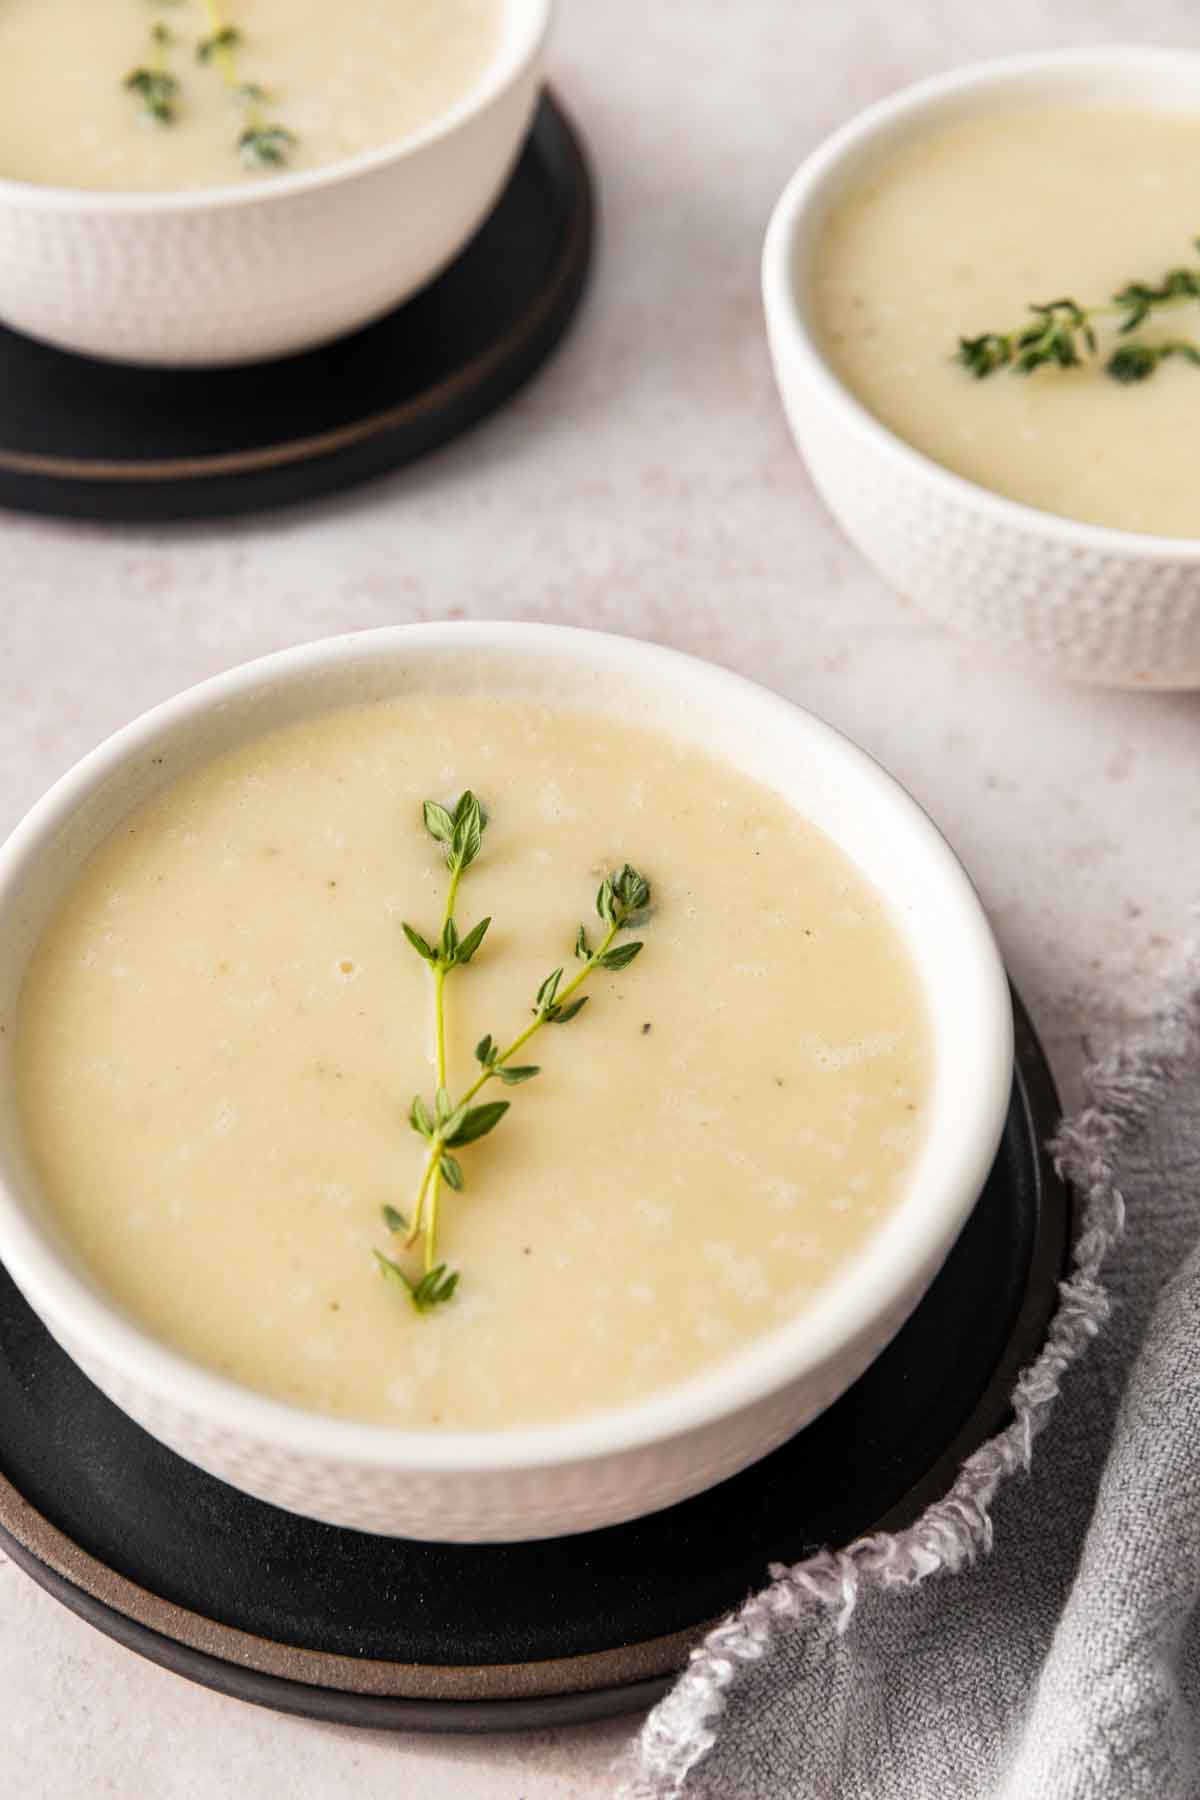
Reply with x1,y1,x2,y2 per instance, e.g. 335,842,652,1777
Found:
0,0,553,211
777,49,1200,346
0,624,1012,1470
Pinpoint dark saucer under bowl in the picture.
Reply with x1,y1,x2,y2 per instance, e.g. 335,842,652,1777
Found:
0,988,1069,1732
0,91,592,523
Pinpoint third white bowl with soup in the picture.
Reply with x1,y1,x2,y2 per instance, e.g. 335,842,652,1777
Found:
0,0,552,364
0,0,504,192
764,49,1200,688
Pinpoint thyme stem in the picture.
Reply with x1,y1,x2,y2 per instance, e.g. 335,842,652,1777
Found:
405,914,622,1268
414,854,465,1270
460,918,622,1111
151,23,171,76
433,967,449,1092
199,0,238,81
434,854,465,1089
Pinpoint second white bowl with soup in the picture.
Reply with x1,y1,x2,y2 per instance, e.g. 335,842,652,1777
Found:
0,625,1011,1540
0,0,551,366
764,48,1200,688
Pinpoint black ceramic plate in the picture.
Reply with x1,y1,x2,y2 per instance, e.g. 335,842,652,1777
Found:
0,92,592,523
0,990,1068,1732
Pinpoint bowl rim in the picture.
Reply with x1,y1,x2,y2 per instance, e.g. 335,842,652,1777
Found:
0,621,1013,1474
0,0,553,214
761,42,1200,561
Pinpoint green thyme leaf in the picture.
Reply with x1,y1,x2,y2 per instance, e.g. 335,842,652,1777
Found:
376,1252,459,1312
614,865,651,914
423,800,455,844
411,1264,459,1310
497,1064,540,1085
439,1153,464,1192
409,1095,435,1138
449,791,484,872
444,1100,510,1146
958,331,1012,379
238,123,296,169
402,922,437,963
575,924,591,959
124,67,179,123
438,1101,469,1141
1114,263,1200,333
381,1204,408,1234
1108,339,1200,382
548,995,589,1024
374,1250,415,1297
1108,343,1159,382
535,968,563,1013
598,941,643,972
197,25,241,61
454,916,491,965
475,1033,496,1068
440,917,459,962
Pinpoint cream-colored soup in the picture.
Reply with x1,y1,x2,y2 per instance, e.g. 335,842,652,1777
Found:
0,0,502,190
813,106,1200,537
16,697,930,1429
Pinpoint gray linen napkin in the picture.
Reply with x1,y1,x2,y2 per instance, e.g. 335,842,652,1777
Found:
627,979,1200,1799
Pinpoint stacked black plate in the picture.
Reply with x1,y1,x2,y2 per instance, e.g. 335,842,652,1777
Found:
0,93,593,522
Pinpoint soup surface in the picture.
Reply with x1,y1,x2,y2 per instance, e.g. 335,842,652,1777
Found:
813,106,1200,536
0,0,502,190
17,696,930,1429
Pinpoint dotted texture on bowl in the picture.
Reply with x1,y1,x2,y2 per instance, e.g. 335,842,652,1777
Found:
47,1311,904,1541
0,68,540,366
787,386,1200,689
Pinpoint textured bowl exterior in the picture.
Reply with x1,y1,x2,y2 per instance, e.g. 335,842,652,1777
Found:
776,373,1200,688
0,25,545,367
763,47,1200,691
40,1276,926,1540
0,624,1012,1542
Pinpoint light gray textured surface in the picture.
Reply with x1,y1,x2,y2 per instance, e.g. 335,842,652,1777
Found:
3,0,1200,1794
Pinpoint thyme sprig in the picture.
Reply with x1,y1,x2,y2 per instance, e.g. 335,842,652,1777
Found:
122,2,296,168
375,797,652,1312
197,1,296,168
957,241,1200,383
124,21,180,126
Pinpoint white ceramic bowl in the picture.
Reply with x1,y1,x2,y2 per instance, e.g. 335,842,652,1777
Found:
0,623,1012,1541
0,0,551,368
763,47,1200,689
